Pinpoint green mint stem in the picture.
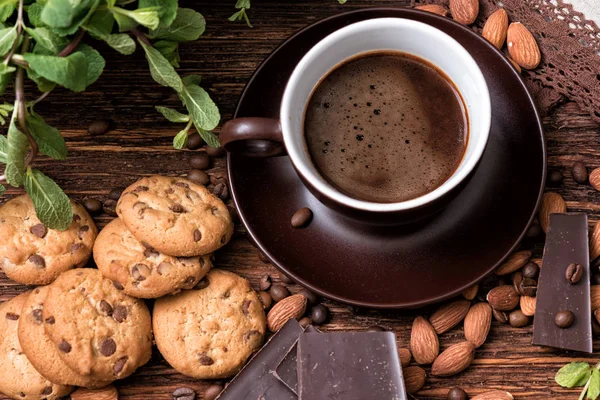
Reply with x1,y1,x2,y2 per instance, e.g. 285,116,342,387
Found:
3,0,24,65
15,35,37,168
578,364,600,400
183,118,193,133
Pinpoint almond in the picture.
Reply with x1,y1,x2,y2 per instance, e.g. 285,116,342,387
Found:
538,192,566,233
591,220,600,261
507,56,522,73
482,9,509,49
410,316,439,365
431,341,475,377
486,285,519,311
592,285,600,311
462,284,479,300
449,0,479,25
495,250,531,275
398,348,412,368
472,391,514,400
507,22,541,69
590,168,600,192
415,4,448,16
71,386,118,400
464,302,492,348
403,366,426,394
520,295,536,317
429,300,470,334
267,294,307,332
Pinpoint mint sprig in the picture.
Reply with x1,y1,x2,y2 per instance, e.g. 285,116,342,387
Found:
556,362,600,400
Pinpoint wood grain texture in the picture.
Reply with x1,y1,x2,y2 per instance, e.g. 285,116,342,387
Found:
0,1,598,399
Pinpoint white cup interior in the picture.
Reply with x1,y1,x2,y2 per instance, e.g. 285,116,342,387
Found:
281,18,491,212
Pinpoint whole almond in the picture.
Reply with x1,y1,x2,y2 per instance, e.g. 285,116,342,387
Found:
403,366,426,394
267,294,307,332
592,286,600,311
399,348,412,368
486,285,519,311
415,4,448,16
591,220,600,261
507,56,522,73
590,168,600,192
464,302,492,348
431,341,475,377
449,0,479,25
495,250,532,275
71,386,118,400
472,391,514,400
462,284,478,300
410,316,439,365
520,295,536,317
507,22,541,69
538,192,566,233
482,9,509,49
429,300,471,334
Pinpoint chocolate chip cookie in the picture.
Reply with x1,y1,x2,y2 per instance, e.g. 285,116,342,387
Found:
94,218,213,298
0,292,73,400
153,269,266,379
0,195,97,285
117,176,233,257
43,268,152,382
18,286,111,388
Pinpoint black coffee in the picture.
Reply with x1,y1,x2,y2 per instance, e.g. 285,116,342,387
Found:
304,52,467,203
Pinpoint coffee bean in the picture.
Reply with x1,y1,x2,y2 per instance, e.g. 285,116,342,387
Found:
525,222,542,239
447,387,467,400
28,254,45,268
173,387,196,400
311,304,328,325
212,182,229,200
88,119,112,136
279,272,294,284
565,263,583,284
189,154,212,170
366,326,386,332
198,353,214,366
209,170,228,186
187,132,204,150
509,310,530,327
187,169,210,186
519,277,537,297
58,340,71,353
259,275,272,291
113,305,128,323
99,338,117,356
108,187,124,201
298,288,319,306
492,308,509,324
299,317,312,328
258,291,272,310
103,199,118,216
547,169,564,186
522,262,540,279
291,207,313,228
269,285,290,302
206,146,226,158
204,384,224,400
572,161,588,184
512,271,523,294
555,310,574,329
30,223,48,238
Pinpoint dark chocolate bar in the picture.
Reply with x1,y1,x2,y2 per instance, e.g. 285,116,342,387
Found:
297,332,406,400
533,213,592,353
274,326,320,394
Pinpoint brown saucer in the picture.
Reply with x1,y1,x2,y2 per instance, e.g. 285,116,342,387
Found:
228,8,546,308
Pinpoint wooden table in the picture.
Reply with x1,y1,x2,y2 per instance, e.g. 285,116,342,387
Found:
1,1,598,399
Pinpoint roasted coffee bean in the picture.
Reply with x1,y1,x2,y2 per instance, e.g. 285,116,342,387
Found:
522,262,540,279
209,170,228,185
189,154,212,170
547,169,564,186
206,146,226,158
512,271,523,294
186,132,204,150
366,326,386,332
88,119,112,136
572,161,588,184
298,288,318,306
525,222,542,239
509,310,530,327
212,182,229,200
555,310,574,329
269,285,290,302
311,304,328,325
172,387,196,400
103,199,118,216
259,275,272,291
492,308,509,324
187,169,210,186
83,198,103,215
30,223,48,238
258,291,272,310
565,263,583,284
519,278,538,297
203,384,224,400
291,207,313,228
108,187,125,201
447,387,468,400
299,316,312,328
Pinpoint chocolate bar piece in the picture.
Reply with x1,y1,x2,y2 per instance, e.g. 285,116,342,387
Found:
274,326,320,394
217,319,302,399
297,332,406,400
533,213,592,353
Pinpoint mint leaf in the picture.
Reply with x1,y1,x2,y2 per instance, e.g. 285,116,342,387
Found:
173,128,188,149
24,27,67,54
112,11,137,32
0,0,16,22
105,33,135,55
0,133,7,163
196,128,220,148
156,106,189,123
111,6,160,30
0,102,14,125
24,51,88,92
140,41,182,92
24,168,73,230
83,9,114,40
41,0,97,35
0,63,15,96
556,362,592,388
27,112,67,160
180,83,220,131
182,75,201,86
0,26,17,57
236,0,251,8
74,44,105,86
5,108,29,187
228,8,252,28
154,40,179,67
27,3,46,27
0,183,5,194
140,0,177,28
588,369,600,400
149,8,205,42
26,67,56,93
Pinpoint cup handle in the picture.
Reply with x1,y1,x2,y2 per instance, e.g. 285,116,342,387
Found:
220,118,286,157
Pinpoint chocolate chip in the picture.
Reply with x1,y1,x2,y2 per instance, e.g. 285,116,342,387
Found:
258,291,272,310
222,290,231,299
509,310,530,327
299,317,312,328
212,183,229,201
447,387,467,400
189,154,212,170
30,223,47,238
70,243,85,253
311,304,329,325
187,132,204,150
108,187,125,201
194,277,209,290
170,203,186,213
243,330,262,348
28,254,45,268
565,263,583,284
187,169,210,186
173,387,196,400
45,316,55,324
5,312,19,320
32,309,43,324
269,285,290,302
191,229,202,243
198,353,214,366
522,261,540,279
58,340,72,353
174,181,190,188
547,169,564,186
103,199,118,216
83,198,103,215
99,338,117,356
114,356,128,374
133,185,150,193
112,281,124,290
88,118,112,136
572,161,588,184
258,275,271,291
298,288,319,306
131,264,149,281
99,300,113,316
73,214,81,222
113,305,128,323
291,207,312,228
205,146,226,158
41,387,53,395
555,310,575,329
203,384,224,400
242,300,252,316
78,225,90,239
